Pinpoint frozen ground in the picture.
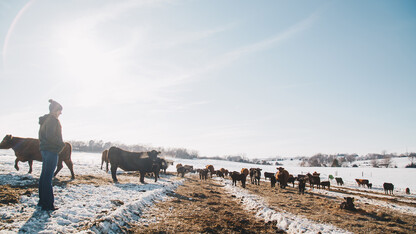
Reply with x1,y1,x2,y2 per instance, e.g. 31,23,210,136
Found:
0,150,183,233
218,177,351,234
1,150,415,232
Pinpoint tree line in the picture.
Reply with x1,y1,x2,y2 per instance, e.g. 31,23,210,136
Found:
68,139,271,165
68,139,416,167
299,152,416,168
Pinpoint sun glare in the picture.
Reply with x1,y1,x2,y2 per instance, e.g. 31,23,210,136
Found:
56,27,121,105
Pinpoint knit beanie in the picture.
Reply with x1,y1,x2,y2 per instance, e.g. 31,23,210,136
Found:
49,99,63,112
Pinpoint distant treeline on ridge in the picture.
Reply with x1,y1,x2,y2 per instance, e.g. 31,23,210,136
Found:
68,139,416,168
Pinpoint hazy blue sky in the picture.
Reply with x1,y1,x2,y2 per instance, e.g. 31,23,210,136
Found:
0,0,415,158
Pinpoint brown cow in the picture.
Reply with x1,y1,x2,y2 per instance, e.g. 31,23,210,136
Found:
241,168,249,177
275,167,289,189
306,173,320,189
0,135,75,179
101,149,109,172
355,179,370,188
206,165,215,178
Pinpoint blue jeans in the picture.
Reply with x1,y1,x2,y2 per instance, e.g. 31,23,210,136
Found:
39,151,58,210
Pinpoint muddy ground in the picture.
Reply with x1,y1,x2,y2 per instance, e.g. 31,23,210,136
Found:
1,173,416,233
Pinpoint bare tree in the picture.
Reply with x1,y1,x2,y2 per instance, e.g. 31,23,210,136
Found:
382,156,392,168
371,159,379,168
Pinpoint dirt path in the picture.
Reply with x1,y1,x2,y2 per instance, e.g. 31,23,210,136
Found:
131,176,284,233
242,180,416,233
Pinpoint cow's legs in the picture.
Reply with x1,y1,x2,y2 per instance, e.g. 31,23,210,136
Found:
14,158,20,171
28,160,33,174
139,171,145,183
111,166,118,183
63,159,75,179
54,159,64,177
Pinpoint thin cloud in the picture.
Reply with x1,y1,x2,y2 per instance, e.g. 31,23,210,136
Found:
157,12,320,86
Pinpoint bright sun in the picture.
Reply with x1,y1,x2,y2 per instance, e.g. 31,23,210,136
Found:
56,27,121,105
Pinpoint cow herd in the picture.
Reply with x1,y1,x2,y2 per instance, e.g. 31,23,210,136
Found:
0,135,410,196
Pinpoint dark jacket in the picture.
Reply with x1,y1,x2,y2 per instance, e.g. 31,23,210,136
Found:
38,114,65,154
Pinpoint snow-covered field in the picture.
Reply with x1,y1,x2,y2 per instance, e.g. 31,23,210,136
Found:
168,156,416,195
1,150,415,233
0,150,184,233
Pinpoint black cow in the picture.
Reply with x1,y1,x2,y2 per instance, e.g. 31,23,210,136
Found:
264,172,276,187
199,169,209,180
231,171,247,188
335,177,344,186
383,183,394,195
108,147,161,183
340,197,355,211
298,178,306,195
321,181,330,190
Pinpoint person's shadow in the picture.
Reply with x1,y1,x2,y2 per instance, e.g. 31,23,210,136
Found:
18,208,50,233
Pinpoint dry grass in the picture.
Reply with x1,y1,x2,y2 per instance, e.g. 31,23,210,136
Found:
244,180,416,233
131,176,284,233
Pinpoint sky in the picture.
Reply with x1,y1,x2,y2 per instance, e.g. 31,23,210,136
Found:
0,0,415,158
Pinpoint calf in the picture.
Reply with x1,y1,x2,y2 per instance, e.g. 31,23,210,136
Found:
183,165,194,173
215,170,224,178
367,183,372,189
406,188,410,194
231,171,247,188
335,177,344,186
287,174,295,188
298,178,306,195
265,171,276,187
383,183,394,195
340,197,355,211
199,169,208,180
321,181,330,190
306,173,320,189
177,166,187,177
355,179,369,188
253,168,262,185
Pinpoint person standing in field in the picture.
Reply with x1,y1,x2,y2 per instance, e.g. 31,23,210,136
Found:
38,99,65,211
